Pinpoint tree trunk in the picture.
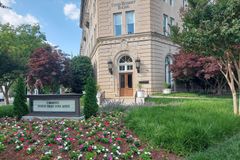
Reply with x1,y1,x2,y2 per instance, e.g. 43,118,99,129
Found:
2,87,10,105
232,90,238,114
4,92,9,105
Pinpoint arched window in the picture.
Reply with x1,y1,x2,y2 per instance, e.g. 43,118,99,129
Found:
165,55,173,85
119,55,133,72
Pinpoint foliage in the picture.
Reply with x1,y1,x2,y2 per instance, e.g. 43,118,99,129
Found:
163,82,171,89
125,98,240,155
13,77,28,120
84,76,98,119
171,0,240,114
187,132,240,160
27,46,68,93
0,1,11,9
69,56,93,93
0,24,45,103
171,50,226,94
0,105,15,118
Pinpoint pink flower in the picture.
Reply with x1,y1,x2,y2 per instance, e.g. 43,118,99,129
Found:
108,155,113,160
79,144,84,149
109,138,112,143
58,146,63,149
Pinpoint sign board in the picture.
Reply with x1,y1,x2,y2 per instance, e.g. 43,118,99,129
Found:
112,0,136,10
33,100,76,112
27,94,81,117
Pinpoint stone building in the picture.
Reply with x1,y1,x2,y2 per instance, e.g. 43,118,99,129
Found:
80,0,187,100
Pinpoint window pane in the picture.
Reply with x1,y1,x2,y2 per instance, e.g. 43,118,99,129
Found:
119,66,125,71
163,14,168,35
127,65,133,70
114,13,122,36
126,11,135,34
128,74,133,88
120,74,125,88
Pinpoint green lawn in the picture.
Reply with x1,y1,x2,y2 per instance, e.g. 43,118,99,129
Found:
153,92,232,99
125,97,240,156
187,132,240,160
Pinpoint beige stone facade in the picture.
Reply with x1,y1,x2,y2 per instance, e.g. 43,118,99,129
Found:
80,0,185,99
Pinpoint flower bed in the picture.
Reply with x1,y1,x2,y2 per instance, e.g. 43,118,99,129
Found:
0,112,179,160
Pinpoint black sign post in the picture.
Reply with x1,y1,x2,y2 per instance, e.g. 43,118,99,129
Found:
27,94,82,117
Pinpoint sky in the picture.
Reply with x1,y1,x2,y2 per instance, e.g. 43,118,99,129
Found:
0,0,82,56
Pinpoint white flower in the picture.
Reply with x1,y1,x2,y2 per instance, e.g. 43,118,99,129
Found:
117,146,120,150
104,154,107,157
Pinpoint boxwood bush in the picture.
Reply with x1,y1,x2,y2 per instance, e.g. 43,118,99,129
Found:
0,105,15,118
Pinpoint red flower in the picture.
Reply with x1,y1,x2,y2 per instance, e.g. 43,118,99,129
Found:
24,145,28,150
104,121,110,127
19,137,25,142
116,137,122,141
48,144,53,147
88,146,93,152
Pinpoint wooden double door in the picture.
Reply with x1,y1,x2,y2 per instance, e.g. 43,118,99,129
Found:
119,73,133,97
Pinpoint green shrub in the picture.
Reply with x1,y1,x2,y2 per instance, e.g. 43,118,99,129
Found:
0,105,15,118
69,56,93,93
13,77,28,120
83,76,98,119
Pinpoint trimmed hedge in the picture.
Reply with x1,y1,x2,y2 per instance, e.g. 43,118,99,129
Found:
0,105,15,118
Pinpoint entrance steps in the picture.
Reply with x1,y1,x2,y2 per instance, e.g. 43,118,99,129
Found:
102,97,145,106
103,97,136,105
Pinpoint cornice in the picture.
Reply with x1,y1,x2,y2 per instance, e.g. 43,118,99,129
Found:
85,32,180,58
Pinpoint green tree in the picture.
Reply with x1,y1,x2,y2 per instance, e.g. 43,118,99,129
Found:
13,77,28,120
0,24,45,104
171,0,240,114
69,56,93,93
84,76,98,119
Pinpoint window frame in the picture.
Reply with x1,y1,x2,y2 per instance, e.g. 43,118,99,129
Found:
113,12,122,36
118,55,134,73
126,10,135,34
163,14,168,36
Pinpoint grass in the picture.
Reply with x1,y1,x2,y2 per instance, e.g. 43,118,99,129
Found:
187,132,240,160
153,92,232,99
125,97,240,156
0,105,15,118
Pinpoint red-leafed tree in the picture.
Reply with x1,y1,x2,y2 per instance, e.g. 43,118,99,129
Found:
171,50,226,95
27,46,68,94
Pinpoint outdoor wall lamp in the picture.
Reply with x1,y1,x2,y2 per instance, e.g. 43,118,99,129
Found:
107,60,113,74
135,58,141,73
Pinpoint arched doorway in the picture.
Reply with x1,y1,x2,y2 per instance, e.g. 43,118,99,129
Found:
118,55,133,97
165,55,173,86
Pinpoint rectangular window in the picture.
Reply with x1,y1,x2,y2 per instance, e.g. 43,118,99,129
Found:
170,17,175,33
170,0,174,6
170,17,175,26
114,13,122,36
126,11,135,34
163,14,168,36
